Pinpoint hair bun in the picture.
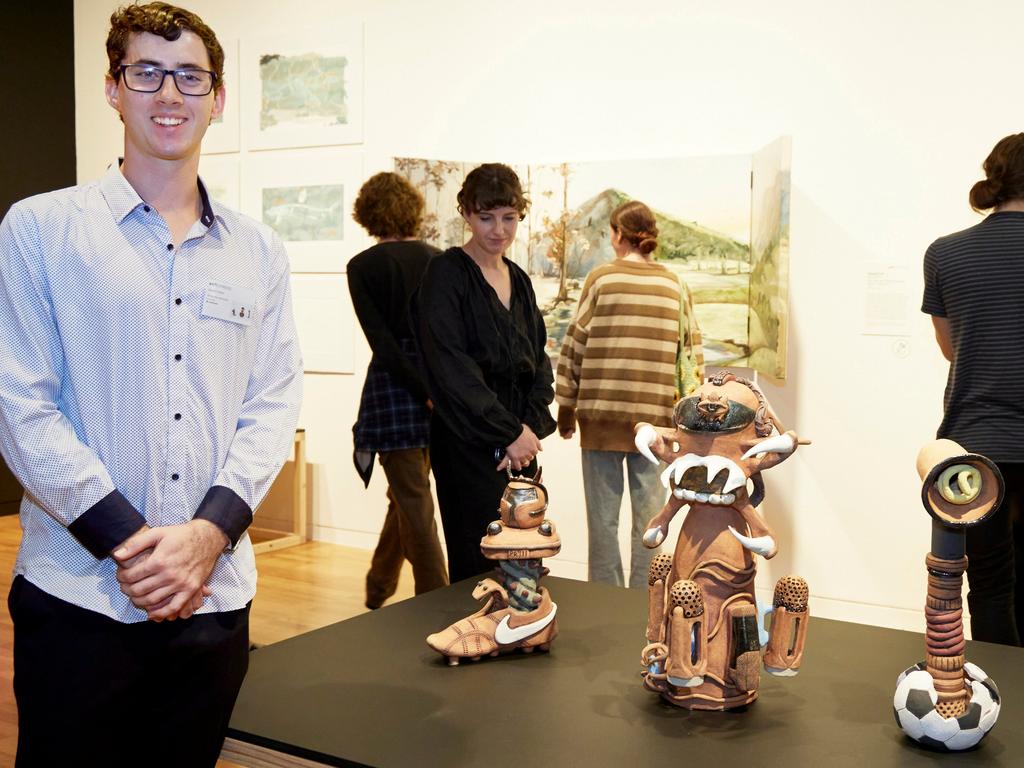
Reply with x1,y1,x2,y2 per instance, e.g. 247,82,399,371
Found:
969,178,1001,211
971,133,1024,211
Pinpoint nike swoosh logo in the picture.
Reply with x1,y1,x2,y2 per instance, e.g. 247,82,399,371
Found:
494,603,558,645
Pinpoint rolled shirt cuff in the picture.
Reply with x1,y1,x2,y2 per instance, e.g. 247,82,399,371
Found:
67,489,147,559
193,485,253,548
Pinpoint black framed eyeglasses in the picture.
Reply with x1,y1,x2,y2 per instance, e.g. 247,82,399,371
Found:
117,64,217,96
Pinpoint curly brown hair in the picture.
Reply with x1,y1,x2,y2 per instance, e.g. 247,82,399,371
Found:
456,163,529,220
353,173,425,239
107,3,225,85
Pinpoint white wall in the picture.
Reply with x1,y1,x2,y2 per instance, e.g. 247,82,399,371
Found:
73,0,1024,631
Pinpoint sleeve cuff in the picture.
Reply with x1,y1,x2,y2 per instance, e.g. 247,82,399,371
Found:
193,485,253,548
557,405,576,434
67,490,146,559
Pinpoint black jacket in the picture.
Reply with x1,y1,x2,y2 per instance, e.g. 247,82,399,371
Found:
415,247,555,448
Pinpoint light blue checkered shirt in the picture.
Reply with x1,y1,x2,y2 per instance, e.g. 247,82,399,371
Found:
0,165,303,622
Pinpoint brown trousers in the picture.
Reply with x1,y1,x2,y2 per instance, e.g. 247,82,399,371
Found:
365,447,448,606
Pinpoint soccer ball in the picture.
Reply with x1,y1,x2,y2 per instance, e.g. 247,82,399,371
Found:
893,661,1000,751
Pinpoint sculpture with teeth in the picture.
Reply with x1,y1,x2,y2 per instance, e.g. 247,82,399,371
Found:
635,372,810,710
426,471,561,666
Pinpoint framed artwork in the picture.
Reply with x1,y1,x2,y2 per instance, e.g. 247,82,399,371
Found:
242,147,365,273
199,154,240,210
290,273,354,374
201,38,240,155
397,154,761,370
748,136,792,380
241,26,364,151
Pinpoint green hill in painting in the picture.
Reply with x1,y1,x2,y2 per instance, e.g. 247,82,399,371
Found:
534,188,749,279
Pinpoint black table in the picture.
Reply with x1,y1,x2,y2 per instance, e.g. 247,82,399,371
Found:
224,576,1023,767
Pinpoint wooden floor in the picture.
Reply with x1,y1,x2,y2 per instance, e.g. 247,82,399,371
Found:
0,513,413,767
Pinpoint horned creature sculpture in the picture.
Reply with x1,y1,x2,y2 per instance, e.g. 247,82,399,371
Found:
634,372,809,710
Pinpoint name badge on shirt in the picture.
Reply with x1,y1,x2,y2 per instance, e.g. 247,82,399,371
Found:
202,281,256,326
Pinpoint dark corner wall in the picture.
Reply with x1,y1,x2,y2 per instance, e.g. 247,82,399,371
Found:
0,2,77,509
0,2,78,219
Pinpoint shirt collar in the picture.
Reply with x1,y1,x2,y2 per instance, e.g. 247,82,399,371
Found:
99,161,226,232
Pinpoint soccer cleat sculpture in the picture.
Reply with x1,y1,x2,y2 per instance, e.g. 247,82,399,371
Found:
892,439,1003,751
426,471,560,665
634,373,809,710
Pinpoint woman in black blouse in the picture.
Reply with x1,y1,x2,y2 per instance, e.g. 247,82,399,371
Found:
416,164,556,582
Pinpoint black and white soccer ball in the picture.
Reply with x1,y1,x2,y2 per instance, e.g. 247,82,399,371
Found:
893,661,1000,751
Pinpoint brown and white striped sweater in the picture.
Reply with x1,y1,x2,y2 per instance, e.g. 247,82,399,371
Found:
555,259,681,452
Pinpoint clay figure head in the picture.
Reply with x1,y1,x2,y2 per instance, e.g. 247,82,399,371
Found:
498,478,549,529
674,375,771,437
663,373,796,508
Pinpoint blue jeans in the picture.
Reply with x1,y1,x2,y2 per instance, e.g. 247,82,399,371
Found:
582,449,666,588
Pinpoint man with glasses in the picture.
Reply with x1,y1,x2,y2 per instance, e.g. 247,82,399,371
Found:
0,4,302,765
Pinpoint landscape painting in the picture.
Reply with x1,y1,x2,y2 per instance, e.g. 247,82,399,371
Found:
259,53,348,131
243,27,364,149
243,148,364,273
262,184,345,242
748,137,792,379
395,149,789,377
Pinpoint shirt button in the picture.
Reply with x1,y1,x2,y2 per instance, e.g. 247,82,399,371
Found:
171,473,179,481
175,298,182,305
166,243,174,251
143,205,151,213
174,354,182,361
174,413,182,420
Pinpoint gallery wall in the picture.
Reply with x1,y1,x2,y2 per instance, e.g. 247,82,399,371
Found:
73,0,1024,632
1,3,77,218
1,1,78,512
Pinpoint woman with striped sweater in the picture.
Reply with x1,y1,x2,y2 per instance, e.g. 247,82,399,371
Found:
556,200,701,587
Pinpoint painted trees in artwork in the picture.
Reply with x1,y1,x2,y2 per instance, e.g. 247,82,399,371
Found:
393,147,790,378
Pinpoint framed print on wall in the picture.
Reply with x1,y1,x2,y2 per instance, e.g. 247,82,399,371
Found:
201,38,240,155
242,147,365,273
290,273,354,374
241,26,364,151
199,154,240,210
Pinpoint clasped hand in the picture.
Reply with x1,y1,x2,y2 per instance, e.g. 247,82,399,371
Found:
113,520,227,622
497,423,542,472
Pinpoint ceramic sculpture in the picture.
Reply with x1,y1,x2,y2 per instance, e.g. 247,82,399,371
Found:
892,439,1002,751
427,472,560,665
634,372,809,710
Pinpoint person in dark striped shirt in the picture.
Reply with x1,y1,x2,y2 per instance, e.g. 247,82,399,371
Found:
922,132,1024,647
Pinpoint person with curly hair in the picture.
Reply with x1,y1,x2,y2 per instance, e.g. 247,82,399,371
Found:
349,172,448,608
415,164,556,582
0,4,303,764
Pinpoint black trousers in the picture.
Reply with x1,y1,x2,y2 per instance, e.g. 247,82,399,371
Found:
9,575,250,767
965,462,1024,646
430,416,537,583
